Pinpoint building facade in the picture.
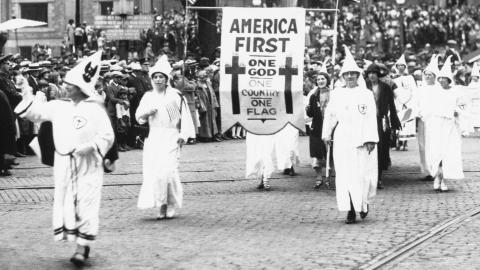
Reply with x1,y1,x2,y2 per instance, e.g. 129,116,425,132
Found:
0,0,183,58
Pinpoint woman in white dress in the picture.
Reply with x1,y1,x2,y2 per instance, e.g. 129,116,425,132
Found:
322,46,378,224
136,56,195,219
424,56,470,191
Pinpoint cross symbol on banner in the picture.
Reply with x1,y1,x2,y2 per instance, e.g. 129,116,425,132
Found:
225,55,246,114
279,56,298,114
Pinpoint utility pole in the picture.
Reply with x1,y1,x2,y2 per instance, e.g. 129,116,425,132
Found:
75,0,81,24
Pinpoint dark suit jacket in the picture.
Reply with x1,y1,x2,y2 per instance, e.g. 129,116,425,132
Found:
0,75,21,108
366,80,401,131
104,83,124,118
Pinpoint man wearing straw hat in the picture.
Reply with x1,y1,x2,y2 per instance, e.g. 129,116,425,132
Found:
322,45,378,224
14,51,114,266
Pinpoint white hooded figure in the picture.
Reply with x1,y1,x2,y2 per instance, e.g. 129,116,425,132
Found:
322,45,378,224
465,63,480,128
14,51,114,266
416,54,440,179
393,54,418,147
136,55,195,219
424,55,471,192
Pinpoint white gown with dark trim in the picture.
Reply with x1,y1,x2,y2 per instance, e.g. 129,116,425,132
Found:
17,97,114,246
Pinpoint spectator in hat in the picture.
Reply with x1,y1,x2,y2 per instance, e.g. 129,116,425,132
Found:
144,42,155,66
0,88,16,176
306,67,332,189
26,63,41,95
126,62,150,148
115,87,131,152
365,64,401,189
196,70,220,142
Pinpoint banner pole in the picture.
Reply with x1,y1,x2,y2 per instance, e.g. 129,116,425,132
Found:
330,0,340,89
182,0,189,88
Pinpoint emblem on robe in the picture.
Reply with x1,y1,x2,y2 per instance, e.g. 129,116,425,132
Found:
458,103,466,110
73,116,87,129
358,104,367,114
83,61,98,83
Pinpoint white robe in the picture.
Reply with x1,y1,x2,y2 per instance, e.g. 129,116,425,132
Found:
17,97,114,246
416,83,437,175
245,132,276,180
322,86,379,212
394,75,418,141
274,124,300,170
424,86,467,179
136,88,195,209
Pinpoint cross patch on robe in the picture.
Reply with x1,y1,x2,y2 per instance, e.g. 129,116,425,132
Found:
73,116,87,129
358,104,367,114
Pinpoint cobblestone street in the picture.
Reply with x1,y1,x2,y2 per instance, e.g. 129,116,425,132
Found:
1,136,480,269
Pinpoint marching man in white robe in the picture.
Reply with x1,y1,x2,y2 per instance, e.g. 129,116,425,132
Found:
322,45,379,224
424,56,471,191
14,51,114,266
136,55,195,219
416,54,440,181
393,54,418,150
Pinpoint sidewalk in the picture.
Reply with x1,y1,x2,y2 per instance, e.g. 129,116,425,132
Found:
1,137,480,269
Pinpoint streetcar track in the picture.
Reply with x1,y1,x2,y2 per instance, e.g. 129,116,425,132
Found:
359,206,480,270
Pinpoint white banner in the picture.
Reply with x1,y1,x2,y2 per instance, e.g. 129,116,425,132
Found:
219,7,305,135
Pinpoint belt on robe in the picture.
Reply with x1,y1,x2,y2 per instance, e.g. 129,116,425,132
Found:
56,149,80,223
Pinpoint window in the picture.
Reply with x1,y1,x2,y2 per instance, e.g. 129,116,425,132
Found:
100,1,114,15
20,3,48,24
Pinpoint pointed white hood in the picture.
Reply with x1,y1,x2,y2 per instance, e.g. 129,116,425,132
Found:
339,45,363,76
438,55,453,83
64,50,102,97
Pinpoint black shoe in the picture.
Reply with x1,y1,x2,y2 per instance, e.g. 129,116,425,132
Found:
257,182,264,190
377,180,384,189
360,205,369,219
14,152,26,158
0,170,12,176
423,175,433,181
345,210,356,224
283,168,291,175
289,166,295,176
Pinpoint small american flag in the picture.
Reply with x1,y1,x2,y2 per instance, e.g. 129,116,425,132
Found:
188,0,197,5
165,101,181,123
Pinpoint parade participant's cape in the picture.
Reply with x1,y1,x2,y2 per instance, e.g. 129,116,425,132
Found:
219,7,305,135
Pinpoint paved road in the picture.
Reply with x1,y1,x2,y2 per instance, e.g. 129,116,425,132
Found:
1,137,480,269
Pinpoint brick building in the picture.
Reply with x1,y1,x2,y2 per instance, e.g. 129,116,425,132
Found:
0,0,182,58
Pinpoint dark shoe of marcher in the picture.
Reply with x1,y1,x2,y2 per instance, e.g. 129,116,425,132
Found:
423,175,434,181
14,152,26,158
289,166,296,176
345,210,356,224
360,205,369,219
283,168,291,175
0,170,12,176
157,204,167,220
70,246,89,267
377,180,384,189
257,182,264,190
